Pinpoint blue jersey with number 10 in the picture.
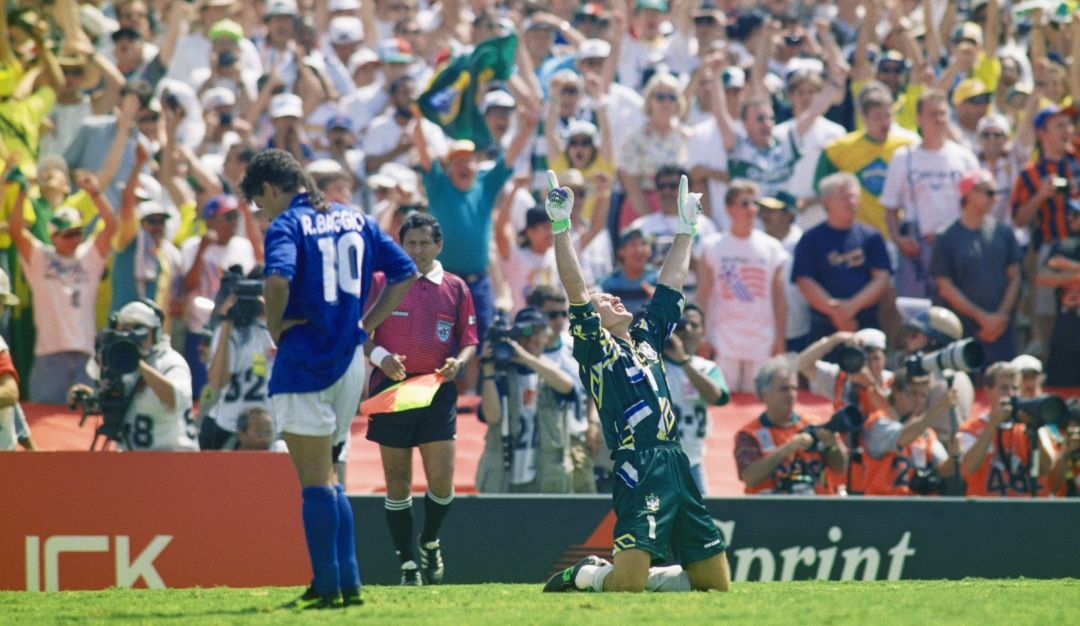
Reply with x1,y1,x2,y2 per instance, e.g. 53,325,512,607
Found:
263,194,416,395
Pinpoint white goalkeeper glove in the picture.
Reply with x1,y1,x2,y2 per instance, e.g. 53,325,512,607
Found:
545,170,574,234
676,174,702,236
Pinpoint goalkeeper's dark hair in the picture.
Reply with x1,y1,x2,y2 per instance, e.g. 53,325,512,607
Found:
239,149,330,213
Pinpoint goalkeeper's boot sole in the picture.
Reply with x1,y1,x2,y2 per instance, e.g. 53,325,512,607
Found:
542,556,607,592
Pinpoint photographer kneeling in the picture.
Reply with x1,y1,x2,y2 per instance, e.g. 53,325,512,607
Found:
861,372,958,496
201,272,275,450
734,357,848,495
69,301,198,451
476,307,579,494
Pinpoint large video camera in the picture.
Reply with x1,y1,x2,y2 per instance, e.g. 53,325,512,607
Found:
1009,394,1069,429
804,405,865,453
216,265,264,327
71,324,148,450
485,312,530,366
904,338,984,378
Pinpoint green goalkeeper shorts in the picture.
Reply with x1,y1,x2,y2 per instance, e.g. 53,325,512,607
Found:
611,444,726,567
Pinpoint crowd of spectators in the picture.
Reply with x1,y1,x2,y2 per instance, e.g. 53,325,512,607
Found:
0,0,1079,495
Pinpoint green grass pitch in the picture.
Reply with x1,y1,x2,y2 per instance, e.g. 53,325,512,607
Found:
3,580,1079,625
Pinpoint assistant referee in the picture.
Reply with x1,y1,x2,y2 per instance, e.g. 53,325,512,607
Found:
365,212,479,586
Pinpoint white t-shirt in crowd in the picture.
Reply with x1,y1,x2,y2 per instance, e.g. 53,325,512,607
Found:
687,118,733,231
699,230,789,361
667,355,723,467
500,244,560,314
629,212,719,259
23,240,107,356
879,140,980,237
363,113,448,168
775,116,846,201
776,224,811,340
340,83,388,135
180,235,257,331
116,345,198,451
208,323,276,433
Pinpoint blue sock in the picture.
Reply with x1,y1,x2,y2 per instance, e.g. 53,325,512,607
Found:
334,483,361,591
302,485,340,596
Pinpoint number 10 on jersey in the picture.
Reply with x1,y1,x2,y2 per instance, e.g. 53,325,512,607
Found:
317,233,366,303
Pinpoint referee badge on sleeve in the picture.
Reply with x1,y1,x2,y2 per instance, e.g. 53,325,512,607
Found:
437,318,453,343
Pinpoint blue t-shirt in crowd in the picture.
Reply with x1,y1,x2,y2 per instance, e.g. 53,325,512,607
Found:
791,222,892,326
423,156,512,276
600,266,661,316
263,194,416,394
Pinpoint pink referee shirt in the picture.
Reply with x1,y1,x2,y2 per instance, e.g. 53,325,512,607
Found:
366,262,479,390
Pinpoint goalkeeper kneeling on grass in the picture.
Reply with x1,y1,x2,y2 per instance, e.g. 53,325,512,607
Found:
543,171,731,593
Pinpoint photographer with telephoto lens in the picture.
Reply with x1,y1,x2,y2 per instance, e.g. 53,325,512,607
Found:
476,307,578,494
796,328,893,416
1047,400,1080,497
69,301,198,451
861,371,959,496
959,362,1057,497
201,267,274,450
734,357,848,495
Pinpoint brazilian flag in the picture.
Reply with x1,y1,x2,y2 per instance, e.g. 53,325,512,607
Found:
417,32,518,151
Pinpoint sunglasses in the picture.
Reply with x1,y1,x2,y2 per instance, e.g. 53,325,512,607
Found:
398,27,421,35
576,15,608,25
980,131,1006,140
561,87,580,96
143,216,167,226
547,310,569,319
654,92,678,102
736,199,755,207
568,138,593,148
63,67,85,77
694,16,717,25
977,187,998,197
137,114,160,124
965,94,991,106
753,114,775,123
878,64,905,75
655,181,680,191
58,229,83,239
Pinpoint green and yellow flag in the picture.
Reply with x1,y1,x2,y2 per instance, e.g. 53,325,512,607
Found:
417,33,518,151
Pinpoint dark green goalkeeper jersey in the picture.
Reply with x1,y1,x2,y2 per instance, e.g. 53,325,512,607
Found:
569,284,684,454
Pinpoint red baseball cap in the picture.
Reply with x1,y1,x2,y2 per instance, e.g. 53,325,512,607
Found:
958,169,995,198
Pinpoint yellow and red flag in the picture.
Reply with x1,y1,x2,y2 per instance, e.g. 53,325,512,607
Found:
360,374,445,415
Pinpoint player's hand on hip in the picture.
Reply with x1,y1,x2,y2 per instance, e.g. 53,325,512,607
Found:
545,170,574,233
272,318,307,343
676,174,702,236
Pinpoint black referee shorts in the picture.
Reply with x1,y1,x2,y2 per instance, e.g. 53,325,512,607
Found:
366,380,458,448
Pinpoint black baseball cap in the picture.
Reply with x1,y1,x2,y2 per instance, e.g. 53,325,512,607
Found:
514,306,547,329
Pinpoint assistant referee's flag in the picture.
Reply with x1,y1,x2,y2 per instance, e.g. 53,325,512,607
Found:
416,32,518,150
360,374,445,415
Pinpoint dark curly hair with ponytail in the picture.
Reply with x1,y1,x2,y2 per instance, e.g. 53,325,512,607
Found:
239,149,330,213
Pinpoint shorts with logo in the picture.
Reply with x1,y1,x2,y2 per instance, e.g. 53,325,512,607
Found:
611,444,726,566
273,346,365,449
366,380,458,448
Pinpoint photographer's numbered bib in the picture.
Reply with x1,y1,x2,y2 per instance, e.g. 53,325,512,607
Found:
208,324,276,432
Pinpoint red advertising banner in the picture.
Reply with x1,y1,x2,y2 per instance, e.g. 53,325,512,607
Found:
0,452,309,591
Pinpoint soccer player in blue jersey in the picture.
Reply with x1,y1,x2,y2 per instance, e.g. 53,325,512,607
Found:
543,171,731,593
241,150,418,610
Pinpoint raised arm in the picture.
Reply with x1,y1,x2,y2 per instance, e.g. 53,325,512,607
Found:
238,198,264,263
851,0,881,83
548,171,589,304
709,58,739,153
657,175,700,292
748,19,779,102
505,101,541,167
413,105,432,173
76,172,119,258
116,144,151,251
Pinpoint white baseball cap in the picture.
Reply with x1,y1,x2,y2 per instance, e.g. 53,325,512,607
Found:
137,200,169,221
329,0,362,11
347,47,380,74
0,268,20,306
576,38,611,61
306,159,345,176
200,86,236,111
115,301,161,330
480,89,516,113
269,93,304,119
378,162,418,194
1010,354,1043,374
855,328,887,351
266,0,299,17
330,16,364,44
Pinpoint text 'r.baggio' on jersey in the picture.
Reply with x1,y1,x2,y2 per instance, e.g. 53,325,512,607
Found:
300,210,366,237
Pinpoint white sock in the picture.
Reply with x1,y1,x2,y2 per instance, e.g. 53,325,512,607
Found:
575,563,614,591
644,565,690,592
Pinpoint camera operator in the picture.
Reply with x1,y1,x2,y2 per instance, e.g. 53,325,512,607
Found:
1011,355,1045,400
734,357,847,495
1047,402,1080,497
662,303,730,496
476,307,578,494
959,362,1052,497
861,372,959,496
201,274,275,450
795,328,892,415
69,301,198,451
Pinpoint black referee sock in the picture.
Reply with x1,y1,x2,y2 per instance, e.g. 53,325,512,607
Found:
384,497,415,564
419,489,454,546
